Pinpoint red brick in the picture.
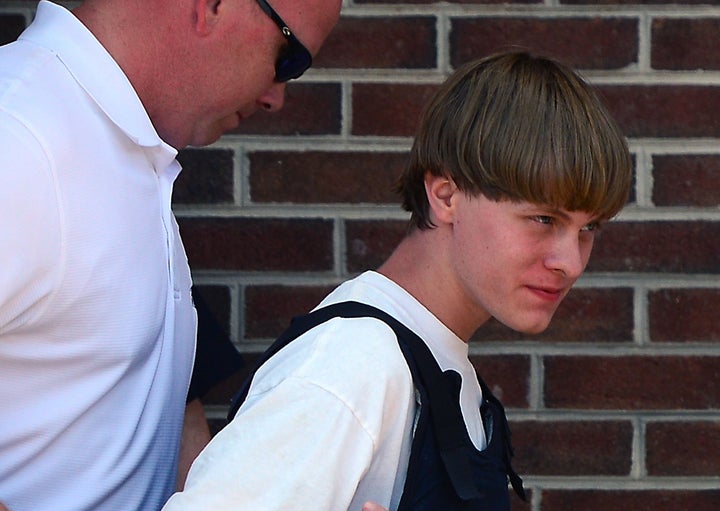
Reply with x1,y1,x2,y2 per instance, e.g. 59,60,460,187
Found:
179,217,334,271
471,288,634,343
565,0,713,4
345,220,408,273
545,356,720,409
628,154,638,204
450,18,637,70
470,355,530,408
587,221,720,273
314,17,436,69
652,18,720,70
357,0,539,4
511,420,632,475
174,148,234,204
649,289,720,343
647,421,720,476
245,285,335,338
600,85,720,138
652,155,720,207
249,151,406,204
541,490,720,511
231,83,341,135
510,489,531,511
352,83,439,136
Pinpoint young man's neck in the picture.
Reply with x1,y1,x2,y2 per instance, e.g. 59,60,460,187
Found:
378,228,490,341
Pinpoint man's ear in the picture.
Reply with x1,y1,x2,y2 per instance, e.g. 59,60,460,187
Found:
425,173,458,226
193,0,222,36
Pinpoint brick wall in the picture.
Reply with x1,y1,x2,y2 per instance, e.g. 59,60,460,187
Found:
3,0,720,509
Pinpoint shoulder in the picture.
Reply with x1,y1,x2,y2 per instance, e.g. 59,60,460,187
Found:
255,315,413,385
0,102,62,245
303,315,412,380
249,314,416,415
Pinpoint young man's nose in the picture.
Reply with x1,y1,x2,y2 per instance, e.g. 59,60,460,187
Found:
258,82,286,112
544,234,589,279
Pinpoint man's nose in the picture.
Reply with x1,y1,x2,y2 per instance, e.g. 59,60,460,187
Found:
258,82,286,112
544,233,589,279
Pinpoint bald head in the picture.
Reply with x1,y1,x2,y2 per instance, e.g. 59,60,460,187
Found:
270,0,341,55
73,0,342,148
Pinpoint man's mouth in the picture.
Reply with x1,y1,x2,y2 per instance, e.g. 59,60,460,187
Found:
526,285,564,301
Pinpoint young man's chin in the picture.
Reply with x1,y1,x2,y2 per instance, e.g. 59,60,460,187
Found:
521,324,551,335
502,315,555,336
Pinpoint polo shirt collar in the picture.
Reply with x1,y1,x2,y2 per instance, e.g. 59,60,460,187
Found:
21,1,176,161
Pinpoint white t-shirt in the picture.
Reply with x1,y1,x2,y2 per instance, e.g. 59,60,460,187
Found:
0,2,196,510
163,271,485,511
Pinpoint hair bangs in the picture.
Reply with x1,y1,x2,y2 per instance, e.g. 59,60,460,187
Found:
455,58,631,221
399,52,633,231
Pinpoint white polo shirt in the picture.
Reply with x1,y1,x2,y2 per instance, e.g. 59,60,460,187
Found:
0,2,196,510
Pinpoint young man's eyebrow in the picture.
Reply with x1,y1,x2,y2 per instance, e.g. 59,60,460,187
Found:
521,204,568,218
525,204,603,225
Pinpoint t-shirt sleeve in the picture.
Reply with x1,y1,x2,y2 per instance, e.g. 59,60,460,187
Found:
164,377,377,510
163,316,416,511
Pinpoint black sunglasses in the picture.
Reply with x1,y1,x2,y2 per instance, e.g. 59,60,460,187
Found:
255,0,313,83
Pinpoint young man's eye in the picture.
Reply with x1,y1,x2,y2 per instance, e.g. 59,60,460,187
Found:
581,222,601,232
533,215,553,225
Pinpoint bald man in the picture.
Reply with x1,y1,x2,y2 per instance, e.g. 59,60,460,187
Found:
0,1,340,510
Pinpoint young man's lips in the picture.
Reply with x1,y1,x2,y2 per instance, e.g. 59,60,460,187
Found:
527,285,564,301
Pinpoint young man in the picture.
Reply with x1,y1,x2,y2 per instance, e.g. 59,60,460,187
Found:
161,51,632,510
0,0,340,510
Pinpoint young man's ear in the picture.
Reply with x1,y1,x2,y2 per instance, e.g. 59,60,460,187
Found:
193,0,222,36
424,172,458,226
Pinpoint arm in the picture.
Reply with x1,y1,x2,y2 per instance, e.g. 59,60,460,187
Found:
163,317,414,511
163,379,377,510
177,398,211,491
362,504,388,511
178,289,244,490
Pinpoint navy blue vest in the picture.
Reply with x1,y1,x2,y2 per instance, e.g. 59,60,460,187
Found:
228,301,526,510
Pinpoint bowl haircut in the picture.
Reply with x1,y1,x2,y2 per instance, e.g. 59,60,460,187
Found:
399,51,633,231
